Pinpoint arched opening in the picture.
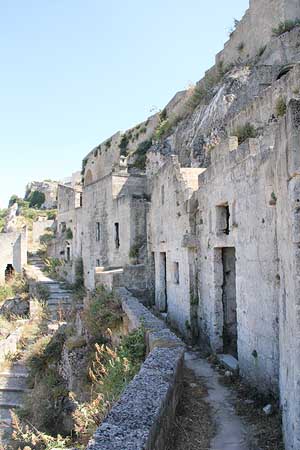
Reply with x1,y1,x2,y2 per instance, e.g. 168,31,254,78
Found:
85,169,93,186
5,264,15,282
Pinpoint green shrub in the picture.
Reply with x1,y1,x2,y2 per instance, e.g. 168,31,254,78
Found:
43,257,63,278
0,284,14,303
47,210,57,220
0,208,8,232
154,118,172,140
65,227,73,239
275,97,287,117
40,229,55,245
234,123,257,144
74,257,84,289
272,19,300,36
36,283,50,301
83,286,123,342
8,194,20,207
187,62,233,113
28,190,46,209
131,139,152,170
119,134,129,156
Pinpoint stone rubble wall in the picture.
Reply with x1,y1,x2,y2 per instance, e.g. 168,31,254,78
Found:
86,288,184,450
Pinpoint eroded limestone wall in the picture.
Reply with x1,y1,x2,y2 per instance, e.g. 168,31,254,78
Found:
195,132,280,392
275,100,300,450
0,229,27,283
82,172,147,290
149,156,204,336
215,0,300,68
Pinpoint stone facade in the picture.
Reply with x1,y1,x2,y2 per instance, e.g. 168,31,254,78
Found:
46,2,300,449
148,156,204,337
82,163,148,290
47,175,83,284
0,228,28,284
32,217,54,245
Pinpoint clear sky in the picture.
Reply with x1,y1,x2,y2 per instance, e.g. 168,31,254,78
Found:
0,0,249,208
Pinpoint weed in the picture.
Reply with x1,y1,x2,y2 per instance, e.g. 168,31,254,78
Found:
275,97,287,117
233,123,257,144
272,19,300,37
65,227,73,240
131,139,152,170
83,285,123,343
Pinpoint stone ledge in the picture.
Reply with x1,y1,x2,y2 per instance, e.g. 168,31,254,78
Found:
86,288,185,450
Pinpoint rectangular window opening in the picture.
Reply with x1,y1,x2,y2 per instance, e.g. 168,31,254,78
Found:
174,262,180,284
161,185,165,205
114,223,120,249
96,222,101,241
216,203,230,235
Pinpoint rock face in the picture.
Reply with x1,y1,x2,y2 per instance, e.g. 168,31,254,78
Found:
25,180,58,209
0,296,29,318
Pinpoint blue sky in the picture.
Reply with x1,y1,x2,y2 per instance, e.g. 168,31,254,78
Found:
0,0,249,208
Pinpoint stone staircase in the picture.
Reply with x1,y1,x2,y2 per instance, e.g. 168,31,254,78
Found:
0,362,28,444
27,254,74,320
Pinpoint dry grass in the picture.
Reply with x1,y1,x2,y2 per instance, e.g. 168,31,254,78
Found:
165,368,216,450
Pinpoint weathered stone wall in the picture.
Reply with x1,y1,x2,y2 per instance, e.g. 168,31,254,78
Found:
47,183,83,283
215,0,300,68
0,228,27,284
149,157,204,337
86,288,184,450
228,63,300,136
32,218,54,244
195,132,280,393
82,172,147,290
275,100,300,450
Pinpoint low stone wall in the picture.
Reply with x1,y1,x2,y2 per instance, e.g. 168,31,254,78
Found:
86,288,185,450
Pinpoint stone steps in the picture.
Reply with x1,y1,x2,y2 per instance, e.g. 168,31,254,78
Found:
0,387,29,406
27,253,74,320
0,379,28,390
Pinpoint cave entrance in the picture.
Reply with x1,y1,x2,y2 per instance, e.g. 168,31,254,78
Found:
5,264,15,282
222,248,237,357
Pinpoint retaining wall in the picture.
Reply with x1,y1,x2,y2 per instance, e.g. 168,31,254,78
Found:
86,288,185,450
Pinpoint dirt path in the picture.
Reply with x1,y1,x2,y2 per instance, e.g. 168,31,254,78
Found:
167,350,262,450
185,351,257,450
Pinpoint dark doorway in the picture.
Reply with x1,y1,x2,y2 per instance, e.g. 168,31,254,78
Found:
159,252,168,312
114,223,120,249
5,264,15,282
222,248,237,357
